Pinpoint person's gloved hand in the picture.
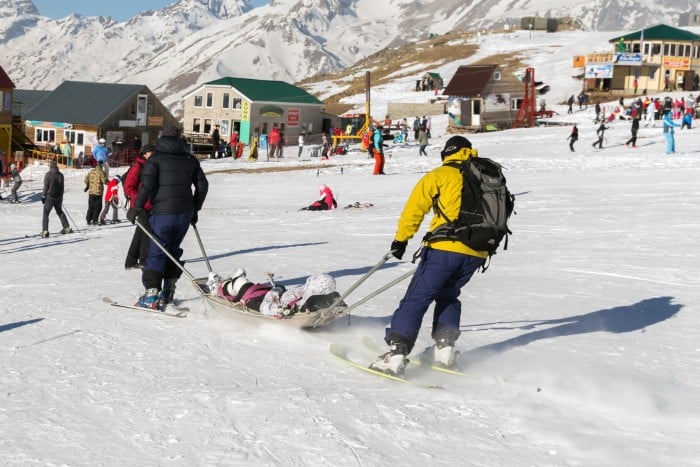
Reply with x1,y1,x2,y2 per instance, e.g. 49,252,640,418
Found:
126,207,140,225
191,211,198,226
390,240,407,260
41,196,46,204
83,185,88,192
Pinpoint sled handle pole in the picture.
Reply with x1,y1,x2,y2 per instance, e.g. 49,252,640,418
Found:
132,214,197,283
325,251,394,313
343,268,414,315
192,224,213,273
122,204,197,282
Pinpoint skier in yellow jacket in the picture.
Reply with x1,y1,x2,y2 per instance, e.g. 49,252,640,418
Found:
370,136,488,376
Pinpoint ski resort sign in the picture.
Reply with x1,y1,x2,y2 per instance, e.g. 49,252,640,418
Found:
614,52,642,66
585,64,613,79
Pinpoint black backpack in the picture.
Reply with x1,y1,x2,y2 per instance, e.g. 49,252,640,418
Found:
426,157,515,258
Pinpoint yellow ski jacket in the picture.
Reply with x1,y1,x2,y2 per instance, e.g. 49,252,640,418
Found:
394,147,488,259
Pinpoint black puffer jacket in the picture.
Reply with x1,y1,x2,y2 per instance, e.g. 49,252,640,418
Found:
135,136,208,215
43,160,64,199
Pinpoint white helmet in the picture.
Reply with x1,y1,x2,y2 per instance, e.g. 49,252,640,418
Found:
98,138,106,143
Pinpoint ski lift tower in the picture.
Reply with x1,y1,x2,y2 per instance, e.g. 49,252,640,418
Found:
513,67,536,128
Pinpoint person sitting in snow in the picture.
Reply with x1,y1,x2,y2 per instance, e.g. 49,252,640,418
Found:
302,184,337,211
206,269,343,317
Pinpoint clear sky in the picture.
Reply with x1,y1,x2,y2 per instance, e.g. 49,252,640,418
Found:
31,0,268,22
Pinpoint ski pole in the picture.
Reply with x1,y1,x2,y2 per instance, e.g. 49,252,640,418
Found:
63,206,81,233
191,224,212,273
324,250,395,314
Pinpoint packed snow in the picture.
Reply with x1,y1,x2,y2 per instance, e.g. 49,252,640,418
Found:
2,28,699,466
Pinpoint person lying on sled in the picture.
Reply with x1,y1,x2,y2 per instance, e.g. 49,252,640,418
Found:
301,184,337,211
207,269,343,317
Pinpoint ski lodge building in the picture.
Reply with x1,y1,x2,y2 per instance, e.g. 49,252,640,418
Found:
0,65,15,171
442,64,525,131
182,77,324,146
579,24,700,94
22,81,178,166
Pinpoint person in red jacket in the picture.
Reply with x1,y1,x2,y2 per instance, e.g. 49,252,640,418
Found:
302,184,337,211
98,174,122,225
123,144,155,269
267,126,282,160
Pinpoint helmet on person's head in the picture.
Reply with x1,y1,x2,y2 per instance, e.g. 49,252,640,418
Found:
98,138,106,144
440,135,472,160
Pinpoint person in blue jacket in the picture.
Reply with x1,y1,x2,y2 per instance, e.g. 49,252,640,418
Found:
91,138,112,177
662,111,680,154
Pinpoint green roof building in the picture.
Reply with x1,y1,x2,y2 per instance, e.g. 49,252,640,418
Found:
585,24,700,93
182,77,325,147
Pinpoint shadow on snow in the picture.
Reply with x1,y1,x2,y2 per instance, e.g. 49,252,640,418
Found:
461,296,682,362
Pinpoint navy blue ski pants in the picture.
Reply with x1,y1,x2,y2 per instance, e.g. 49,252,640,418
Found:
142,213,192,290
385,248,484,352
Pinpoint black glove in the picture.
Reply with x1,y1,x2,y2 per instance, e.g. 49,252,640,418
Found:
83,185,88,192
390,240,407,260
126,208,140,225
191,211,198,226
41,196,46,204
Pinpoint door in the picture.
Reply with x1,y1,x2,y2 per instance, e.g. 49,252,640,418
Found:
471,99,482,127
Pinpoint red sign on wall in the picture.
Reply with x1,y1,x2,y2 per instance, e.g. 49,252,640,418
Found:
287,108,300,127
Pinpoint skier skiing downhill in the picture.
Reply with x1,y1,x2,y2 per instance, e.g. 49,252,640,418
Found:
302,184,337,211
127,126,208,310
370,136,489,377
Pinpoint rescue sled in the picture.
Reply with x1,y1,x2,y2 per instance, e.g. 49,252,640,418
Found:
192,277,349,329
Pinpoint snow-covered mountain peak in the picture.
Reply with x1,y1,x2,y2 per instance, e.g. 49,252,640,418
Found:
0,0,38,18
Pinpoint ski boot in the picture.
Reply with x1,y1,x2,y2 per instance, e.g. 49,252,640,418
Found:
39,230,49,238
159,279,177,307
432,328,461,369
136,288,161,310
60,227,73,234
369,337,409,377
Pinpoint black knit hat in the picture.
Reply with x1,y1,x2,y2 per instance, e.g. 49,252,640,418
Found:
440,135,472,160
140,144,156,156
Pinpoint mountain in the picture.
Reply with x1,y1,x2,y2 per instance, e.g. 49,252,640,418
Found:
0,0,695,114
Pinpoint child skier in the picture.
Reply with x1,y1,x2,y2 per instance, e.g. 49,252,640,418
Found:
302,184,337,211
9,163,22,203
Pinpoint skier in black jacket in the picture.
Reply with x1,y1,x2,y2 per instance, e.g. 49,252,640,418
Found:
128,126,209,309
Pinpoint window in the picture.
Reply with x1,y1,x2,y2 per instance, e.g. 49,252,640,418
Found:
220,120,230,137
193,118,201,133
233,98,242,109
64,130,85,146
206,92,213,108
493,71,501,81
651,43,661,55
204,119,212,134
511,98,523,110
35,128,56,143
194,96,203,107
223,93,230,108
